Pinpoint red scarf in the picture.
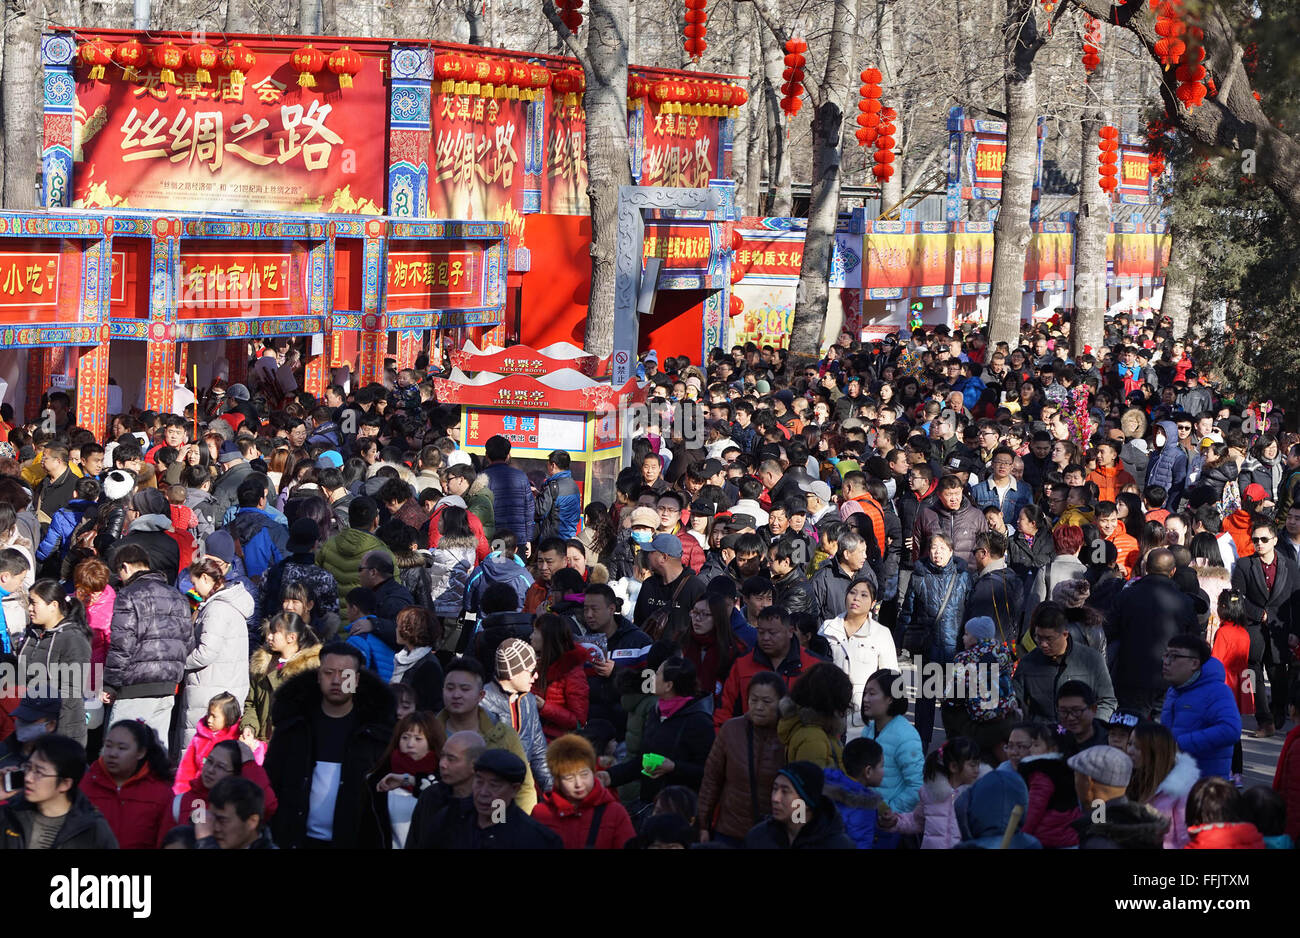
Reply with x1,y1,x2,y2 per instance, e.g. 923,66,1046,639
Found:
390,750,440,789
657,695,692,721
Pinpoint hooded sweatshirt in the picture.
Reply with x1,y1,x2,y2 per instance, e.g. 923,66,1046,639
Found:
1144,420,1188,507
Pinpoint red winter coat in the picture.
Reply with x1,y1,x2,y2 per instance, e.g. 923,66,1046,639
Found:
672,526,705,574
168,528,196,574
173,718,241,795
1212,621,1254,716
428,504,490,563
535,647,591,740
1184,822,1266,849
1273,724,1300,840
531,781,636,849
171,761,279,827
82,759,175,849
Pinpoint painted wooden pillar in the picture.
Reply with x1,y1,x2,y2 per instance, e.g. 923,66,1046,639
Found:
303,236,332,398
143,218,180,413
24,350,53,423
358,233,387,386
75,344,110,441
73,234,112,440
226,340,248,385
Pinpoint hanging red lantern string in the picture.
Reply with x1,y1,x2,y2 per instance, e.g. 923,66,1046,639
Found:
1098,124,1119,193
856,67,881,148
780,36,807,119
873,103,897,182
185,40,218,85
556,0,584,32
327,47,363,90
114,37,146,82
1082,16,1101,74
221,41,256,90
78,37,114,82
728,84,747,118
152,42,183,86
729,294,744,317
684,0,708,61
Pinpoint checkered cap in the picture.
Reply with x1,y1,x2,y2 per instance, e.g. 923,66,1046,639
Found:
495,638,537,681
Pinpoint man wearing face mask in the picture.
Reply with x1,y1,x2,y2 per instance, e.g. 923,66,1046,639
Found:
1144,420,1188,510
0,696,62,803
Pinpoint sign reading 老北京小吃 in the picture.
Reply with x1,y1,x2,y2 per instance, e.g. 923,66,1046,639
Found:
72,41,386,214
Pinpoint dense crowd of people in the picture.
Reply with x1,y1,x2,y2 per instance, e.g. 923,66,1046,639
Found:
1,312,1299,850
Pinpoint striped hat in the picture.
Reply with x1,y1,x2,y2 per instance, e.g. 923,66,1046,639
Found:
495,638,537,682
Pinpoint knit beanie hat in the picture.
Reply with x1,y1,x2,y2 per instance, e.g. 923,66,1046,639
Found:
776,760,825,808
964,616,997,643
546,733,597,777
495,638,537,682
1051,578,1091,608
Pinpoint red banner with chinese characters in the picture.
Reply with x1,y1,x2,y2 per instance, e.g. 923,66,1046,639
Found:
1109,233,1170,279
0,240,82,325
176,245,308,319
1027,232,1072,282
865,233,952,290
464,407,542,447
644,224,713,271
641,102,718,189
1120,148,1149,190
733,235,805,278
430,93,526,240
973,136,1006,187
449,343,599,376
544,93,588,215
385,241,483,310
72,41,386,213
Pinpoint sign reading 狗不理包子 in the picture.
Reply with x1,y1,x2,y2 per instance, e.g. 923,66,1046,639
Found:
72,40,387,214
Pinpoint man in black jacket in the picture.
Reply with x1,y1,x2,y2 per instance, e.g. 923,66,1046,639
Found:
405,730,484,849
1111,548,1198,719
104,544,194,755
768,536,813,615
108,489,180,585
0,734,118,849
1231,520,1300,735
414,749,561,849
264,642,396,849
582,583,652,738
967,531,1024,649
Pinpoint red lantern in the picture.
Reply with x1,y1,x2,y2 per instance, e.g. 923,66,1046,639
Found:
327,47,363,90
557,0,584,32
731,228,744,253
529,64,551,101
291,44,325,89
114,38,146,82
78,37,114,81
186,41,218,84
729,295,744,317
730,263,744,284
873,164,894,181
860,67,882,84
222,42,256,87
152,42,183,86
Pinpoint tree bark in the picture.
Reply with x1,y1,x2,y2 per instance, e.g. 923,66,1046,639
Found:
224,0,255,32
728,22,755,215
465,2,485,44
1071,0,1300,225
787,0,858,365
758,25,791,216
1071,33,1113,358
1161,225,1197,339
743,85,765,216
2,0,40,211
580,0,632,357
987,0,1045,349
298,0,319,34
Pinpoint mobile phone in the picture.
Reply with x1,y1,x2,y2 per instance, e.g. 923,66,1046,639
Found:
3,769,23,793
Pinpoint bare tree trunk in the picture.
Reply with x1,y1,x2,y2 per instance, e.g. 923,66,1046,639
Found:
787,0,858,365
299,0,319,34
580,0,632,357
224,0,255,32
728,21,755,215
3,0,40,210
466,0,486,44
987,0,1044,349
1071,34,1113,358
628,0,637,62
743,82,765,216
956,0,981,105
876,0,904,207
1161,226,1197,339
758,26,791,215
320,0,338,34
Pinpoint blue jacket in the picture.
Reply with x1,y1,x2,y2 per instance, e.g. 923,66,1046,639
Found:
898,556,972,663
482,462,536,546
347,628,395,680
227,508,289,580
863,715,924,813
536,470,581,542
951,375,987,411
36,498,94,562
954,769,1042,849
822,769,882,848
1144,420,1188,507
1161,656,1240,779
464,552,535,613
969,478,1035,527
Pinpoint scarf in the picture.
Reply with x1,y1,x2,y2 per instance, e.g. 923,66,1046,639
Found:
687,628,723,695
390,749,440,784
391,645,432,683
657,695,692,721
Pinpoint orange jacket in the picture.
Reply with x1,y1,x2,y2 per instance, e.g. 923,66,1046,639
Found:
1107,522,1140,577
839,492,887,558
1087,464,1135,505
1223,510,1256,559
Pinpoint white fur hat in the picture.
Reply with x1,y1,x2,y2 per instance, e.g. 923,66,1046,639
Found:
103,469,135,502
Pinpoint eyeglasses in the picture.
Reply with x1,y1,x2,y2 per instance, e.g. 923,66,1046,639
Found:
1162,652,1199,662
19,761,57,780
1252,536,1274,545
1057,706,1090,718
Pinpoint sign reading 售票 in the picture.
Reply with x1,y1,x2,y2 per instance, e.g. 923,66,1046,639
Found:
72,41,386,214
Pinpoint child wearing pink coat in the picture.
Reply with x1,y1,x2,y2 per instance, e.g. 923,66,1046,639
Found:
882,737,982,849
173,693,266,795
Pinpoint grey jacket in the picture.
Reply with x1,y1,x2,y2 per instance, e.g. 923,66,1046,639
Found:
17,618,92,746
1012,633,1117,724
182,582,255,741
482,680,553,793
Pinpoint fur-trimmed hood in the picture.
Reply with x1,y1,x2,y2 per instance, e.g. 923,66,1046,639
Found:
250,642,321,682
434,533,477,553
270,661,396,731
822,768,884,809
1074,799,1171,848
922,774,956,802
777,695,846,738
1154,751,1200,800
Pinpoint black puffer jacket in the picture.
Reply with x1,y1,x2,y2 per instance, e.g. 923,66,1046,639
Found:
93,498,130,558
743,801,856,848
0,790,119,849
103,569,196,698
264,667,395,849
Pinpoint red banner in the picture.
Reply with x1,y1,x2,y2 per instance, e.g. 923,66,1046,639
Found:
464,407,542,447
385,244,482,309
1120,149,1149,189
72,41,387,213
973,136,1006,187
641,102,719,189
733,236,804,278
544,93,588,215
177,247,307,319
865,233,952,290
0,252,60,309
644,224,713,271
449,343,599,376
429,93,526,237
1027,232,1072,282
